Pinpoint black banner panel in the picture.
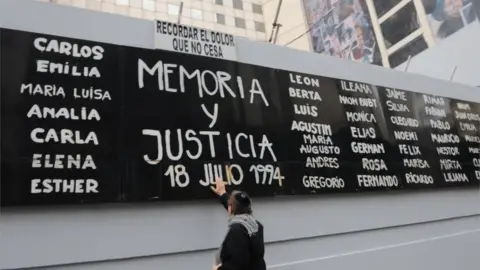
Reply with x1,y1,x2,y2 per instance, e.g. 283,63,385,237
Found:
1,28,479,206
1,29,122,207
377,87,441,189
277,72,353,195
449,99,480,185
122,47,287,201
0,29,123,206
412,93,478,187
335,80,400,191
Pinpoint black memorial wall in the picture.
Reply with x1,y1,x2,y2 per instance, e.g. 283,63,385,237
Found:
1,28,479,207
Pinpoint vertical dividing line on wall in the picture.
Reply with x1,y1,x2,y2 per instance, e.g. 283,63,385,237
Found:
412,0,436,47
177,2,184,24
268,0,283,44
404,55,412,71
449,66,458,81
364,0,391,68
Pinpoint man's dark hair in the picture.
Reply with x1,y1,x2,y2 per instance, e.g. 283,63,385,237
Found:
230,190,253,215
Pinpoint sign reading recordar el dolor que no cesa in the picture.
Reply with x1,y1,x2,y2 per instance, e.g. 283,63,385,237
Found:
154,20,237,61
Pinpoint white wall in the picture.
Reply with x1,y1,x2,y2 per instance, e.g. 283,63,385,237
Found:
1,1,480,270
396,21,480,87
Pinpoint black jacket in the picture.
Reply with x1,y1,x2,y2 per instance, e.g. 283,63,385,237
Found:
217,193,266,270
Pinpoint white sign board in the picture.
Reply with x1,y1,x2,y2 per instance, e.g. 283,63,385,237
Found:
154,20,237,61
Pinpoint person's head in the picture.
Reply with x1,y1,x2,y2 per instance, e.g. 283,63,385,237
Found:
338,2,354,21
354,24,364,48
425,0,463,21
443,0,463,18
227,190,252,216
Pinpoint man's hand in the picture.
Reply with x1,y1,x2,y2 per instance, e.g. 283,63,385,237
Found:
210,178,226,196
212,264,222,270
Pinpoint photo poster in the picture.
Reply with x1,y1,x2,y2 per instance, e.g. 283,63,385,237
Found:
422,0,478,41
302,0,381,65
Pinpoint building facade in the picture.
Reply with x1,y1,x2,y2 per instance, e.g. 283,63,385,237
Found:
40,0,479,68
301,0,479,68
42,0,268,41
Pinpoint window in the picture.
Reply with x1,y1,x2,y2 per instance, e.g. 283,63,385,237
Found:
254,21,265,32
373,0,402,17
215,13,226,24
116,0,129,6
388,36,428,68
191,9,203,20
252,3,262,14
143,0,155,11
233,0,243,10
380,2,419,48
214,0,223,5
235,17,246,28
167,4,180,15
